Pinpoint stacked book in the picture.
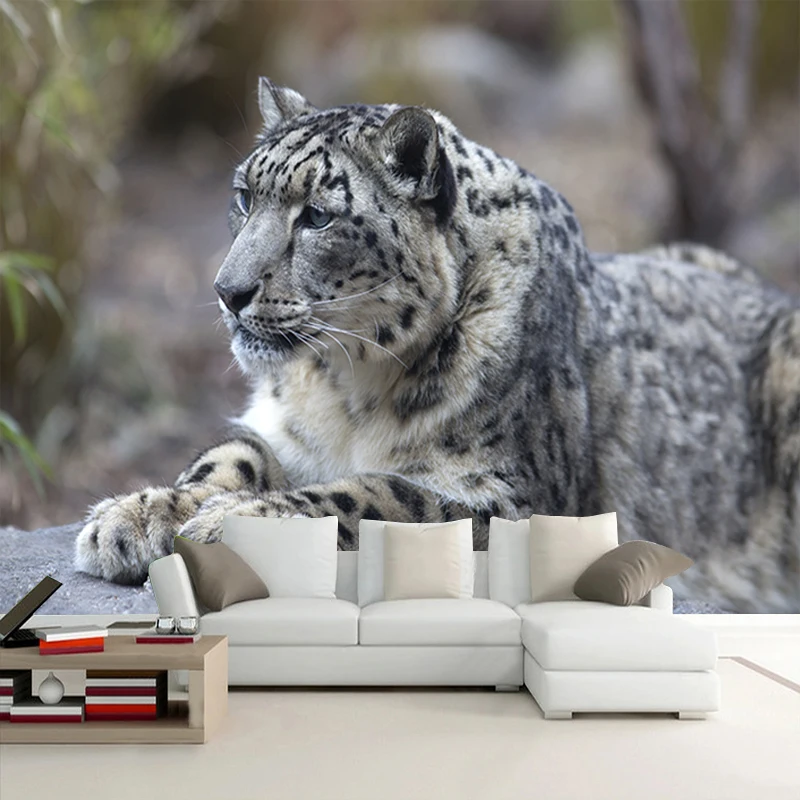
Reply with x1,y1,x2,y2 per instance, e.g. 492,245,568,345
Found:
135,630,200,645
10,698,84,724
85,670,168,721
36,625,108,654
0,670,33,720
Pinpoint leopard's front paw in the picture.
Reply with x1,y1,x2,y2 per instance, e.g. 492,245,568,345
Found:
75,487,198,585
177,490,272,543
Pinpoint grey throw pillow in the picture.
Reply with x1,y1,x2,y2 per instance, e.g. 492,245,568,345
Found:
573,540,694,606
173,536,269,612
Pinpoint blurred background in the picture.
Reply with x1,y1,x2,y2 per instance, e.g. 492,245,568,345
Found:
1,0,798,531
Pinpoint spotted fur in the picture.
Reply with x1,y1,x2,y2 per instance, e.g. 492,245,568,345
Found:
76,79,800,611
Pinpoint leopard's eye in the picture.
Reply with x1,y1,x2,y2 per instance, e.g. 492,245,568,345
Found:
303,206,333,229
236,189,253,216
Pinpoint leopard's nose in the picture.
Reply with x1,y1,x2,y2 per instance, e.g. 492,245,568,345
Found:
214,281,258,314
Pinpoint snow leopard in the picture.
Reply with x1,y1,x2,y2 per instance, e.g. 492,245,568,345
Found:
75,78,800,612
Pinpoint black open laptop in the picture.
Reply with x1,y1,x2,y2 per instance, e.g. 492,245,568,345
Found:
0,576,62,648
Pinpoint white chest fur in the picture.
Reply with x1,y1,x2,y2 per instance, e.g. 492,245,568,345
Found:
237,364,411,487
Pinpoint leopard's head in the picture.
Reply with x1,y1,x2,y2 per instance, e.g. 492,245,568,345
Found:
215,78,458,376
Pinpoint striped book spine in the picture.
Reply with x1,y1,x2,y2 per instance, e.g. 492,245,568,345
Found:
86,686,157,696
86,706,157,718
0,671,33,718
10,700,84,723
84,670,167,721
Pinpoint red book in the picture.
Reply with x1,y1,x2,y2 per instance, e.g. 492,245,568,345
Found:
135,635,198,645
40,637,104,650
85,687,157,697
39,644,105,655
10,715,83,723
85,704,156,714
85,713,157,721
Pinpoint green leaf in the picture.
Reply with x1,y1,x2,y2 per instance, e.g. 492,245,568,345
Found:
0,250,68,341
34,271,70,322
3,273,27,344
0,250,55,275
0,411,52,496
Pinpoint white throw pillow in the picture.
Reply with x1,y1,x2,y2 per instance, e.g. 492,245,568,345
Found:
529,512,619,603
488,517,531,607
357,519,474,606
222,516,338,599
383,521,462,600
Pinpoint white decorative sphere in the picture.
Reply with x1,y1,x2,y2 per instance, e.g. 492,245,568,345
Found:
39,671,65,705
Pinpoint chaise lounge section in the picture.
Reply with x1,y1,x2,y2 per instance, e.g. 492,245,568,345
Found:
517,596,719,719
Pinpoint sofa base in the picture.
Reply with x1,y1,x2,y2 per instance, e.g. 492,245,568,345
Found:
227,646,523,687
543,711,572,720
524,652,720,717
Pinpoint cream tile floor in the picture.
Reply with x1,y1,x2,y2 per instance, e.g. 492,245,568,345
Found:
1,633,798,800
688,615,800,686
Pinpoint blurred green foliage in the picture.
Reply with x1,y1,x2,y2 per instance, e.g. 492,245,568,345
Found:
0,250,66,346
686,0,799,98
0,249,65,491
558,0,798,98
0,0,227,486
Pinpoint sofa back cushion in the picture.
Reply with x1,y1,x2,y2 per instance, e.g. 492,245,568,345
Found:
383,521,464,600
473,551,489,599
357,520,386,606
488,517,532,607
222,515,338,599
357,519,475,606
335,551,358,604
529,512,619,602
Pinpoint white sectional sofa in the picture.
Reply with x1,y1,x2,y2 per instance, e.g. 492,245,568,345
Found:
149,549,720,719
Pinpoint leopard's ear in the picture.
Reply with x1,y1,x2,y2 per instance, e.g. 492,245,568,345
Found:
376,107,440,200
257,77,316,135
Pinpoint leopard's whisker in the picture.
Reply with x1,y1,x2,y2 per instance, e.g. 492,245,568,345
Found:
296,328,329,349
310,275,400,306
309,316,408,370
293,329,325,360
318,329,355,379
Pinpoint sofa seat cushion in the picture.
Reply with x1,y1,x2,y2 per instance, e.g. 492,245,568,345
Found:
359,599,521,646
516,601,717,671
201,598,359,646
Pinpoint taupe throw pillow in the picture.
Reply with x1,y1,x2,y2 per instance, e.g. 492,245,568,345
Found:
173,536,269,612
573,540,694,606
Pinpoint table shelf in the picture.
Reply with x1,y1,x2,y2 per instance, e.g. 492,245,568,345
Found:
0,636,227,744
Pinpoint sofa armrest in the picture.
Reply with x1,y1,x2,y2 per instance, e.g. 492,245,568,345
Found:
640,583,673,613
148,553,201,618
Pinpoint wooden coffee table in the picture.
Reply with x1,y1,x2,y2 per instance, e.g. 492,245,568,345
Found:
0,635,227,744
